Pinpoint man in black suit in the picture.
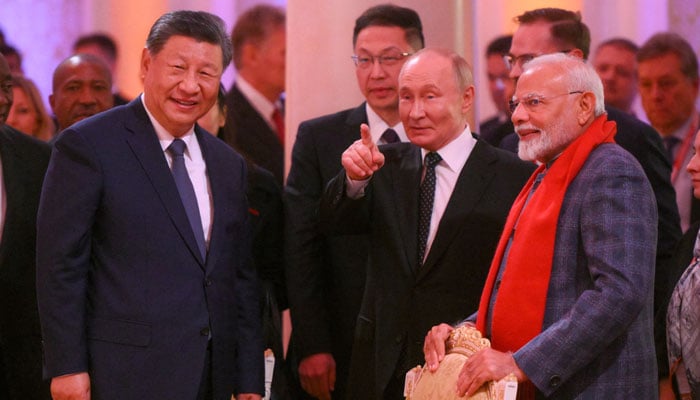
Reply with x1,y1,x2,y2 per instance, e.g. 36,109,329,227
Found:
321,49,535,400
0,53,51,399
284,5,425,399
222,4,286,185
495,8,681,393
478,35,513,147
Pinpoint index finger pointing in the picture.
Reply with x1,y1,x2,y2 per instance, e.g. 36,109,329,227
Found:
360,123,373,146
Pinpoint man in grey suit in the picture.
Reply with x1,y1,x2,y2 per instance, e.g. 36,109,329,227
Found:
284,5,425,400
321,49,534,399
424,54,657,399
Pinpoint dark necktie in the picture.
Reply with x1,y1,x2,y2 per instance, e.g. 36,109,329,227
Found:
168,139,207,260
381,128,400,144
664,136,681,163
417,152,442,265
272,108,285,146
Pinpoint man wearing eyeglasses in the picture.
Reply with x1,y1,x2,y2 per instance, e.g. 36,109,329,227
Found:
284,5,424,400
424,52,658,400
496,10,680,394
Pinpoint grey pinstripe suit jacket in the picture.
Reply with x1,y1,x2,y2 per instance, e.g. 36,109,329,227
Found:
513,143,658,399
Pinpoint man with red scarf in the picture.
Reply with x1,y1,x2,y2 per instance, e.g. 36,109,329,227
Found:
423,54,658,399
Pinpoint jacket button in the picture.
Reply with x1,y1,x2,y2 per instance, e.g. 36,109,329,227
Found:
549,375,561,388
205,279,212,286
200,327,210,336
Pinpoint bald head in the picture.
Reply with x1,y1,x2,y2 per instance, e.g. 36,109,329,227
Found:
0,53,12,126
50,53,114,131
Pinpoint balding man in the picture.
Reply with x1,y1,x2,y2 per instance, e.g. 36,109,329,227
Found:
321,48,534,399
49,53,114,133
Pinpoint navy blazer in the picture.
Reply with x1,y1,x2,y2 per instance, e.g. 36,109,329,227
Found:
320,139,534,398
36,98,263,399
514,144,658,398
0,126,51,399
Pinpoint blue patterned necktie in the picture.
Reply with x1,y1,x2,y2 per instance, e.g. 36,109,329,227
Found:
168,139,206,260
417,152,442,265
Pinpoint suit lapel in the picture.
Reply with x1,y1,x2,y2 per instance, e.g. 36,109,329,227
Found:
123,100,205,267
417,141,497,280
390,144,422,274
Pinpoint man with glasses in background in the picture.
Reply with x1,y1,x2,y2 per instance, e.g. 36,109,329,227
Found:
285,5,424,399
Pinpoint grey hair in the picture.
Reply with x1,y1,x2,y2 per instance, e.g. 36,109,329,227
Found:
523,53,605,116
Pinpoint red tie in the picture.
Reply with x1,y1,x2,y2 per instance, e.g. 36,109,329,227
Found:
272,108,285,145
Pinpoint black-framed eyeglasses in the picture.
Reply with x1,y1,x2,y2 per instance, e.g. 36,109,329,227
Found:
351,51,412,68
509,91,584,113
503,49,573,70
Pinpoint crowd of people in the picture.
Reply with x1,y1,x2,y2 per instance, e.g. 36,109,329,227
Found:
0,3,698,400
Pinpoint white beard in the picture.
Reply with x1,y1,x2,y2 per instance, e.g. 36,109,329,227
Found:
516,120,577,163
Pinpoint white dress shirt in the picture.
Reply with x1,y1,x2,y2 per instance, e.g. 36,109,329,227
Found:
236,76,280,131
365,103,408,144
142,94,213,247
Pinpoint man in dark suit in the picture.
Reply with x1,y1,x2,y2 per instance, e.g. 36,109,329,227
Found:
0,53,51,400
321,49,534,400
426,53,658,399
73,33,131,106
36,11,263,400
478,35,513,147
495,10,681,390
284,5,425,399
222,5,286,185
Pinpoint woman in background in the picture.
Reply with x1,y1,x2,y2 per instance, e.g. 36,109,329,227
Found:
7,74,54,141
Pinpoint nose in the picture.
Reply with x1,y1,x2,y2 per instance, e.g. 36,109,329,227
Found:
408,98,425,119
369,58,387,79
78,87,98,105
510,100,528,125
179,70,201,93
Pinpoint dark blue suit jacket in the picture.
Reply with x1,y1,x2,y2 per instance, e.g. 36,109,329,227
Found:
36,98,263,400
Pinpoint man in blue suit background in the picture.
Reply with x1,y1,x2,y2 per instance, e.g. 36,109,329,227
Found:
37,11,263,400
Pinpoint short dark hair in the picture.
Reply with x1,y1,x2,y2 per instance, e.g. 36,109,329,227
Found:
516,8,591,60
637,32,698,81
231,5,286,69
145,10,232,69
596,37,638,55
486,35,512,57
74,33,118,63
353,4,424,51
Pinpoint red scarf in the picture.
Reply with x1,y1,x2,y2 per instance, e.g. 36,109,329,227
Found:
476,115,616,398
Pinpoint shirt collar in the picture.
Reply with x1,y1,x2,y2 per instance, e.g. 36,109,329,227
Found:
365,103,408,143
420,125,476,173
236,76,278,122
141,94,197,153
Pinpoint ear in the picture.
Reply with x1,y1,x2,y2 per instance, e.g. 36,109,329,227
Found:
241,42,258,67
140,47,151,79
461,85,475,114
577,91,596,125
218,104,227,128
568,48,585,60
